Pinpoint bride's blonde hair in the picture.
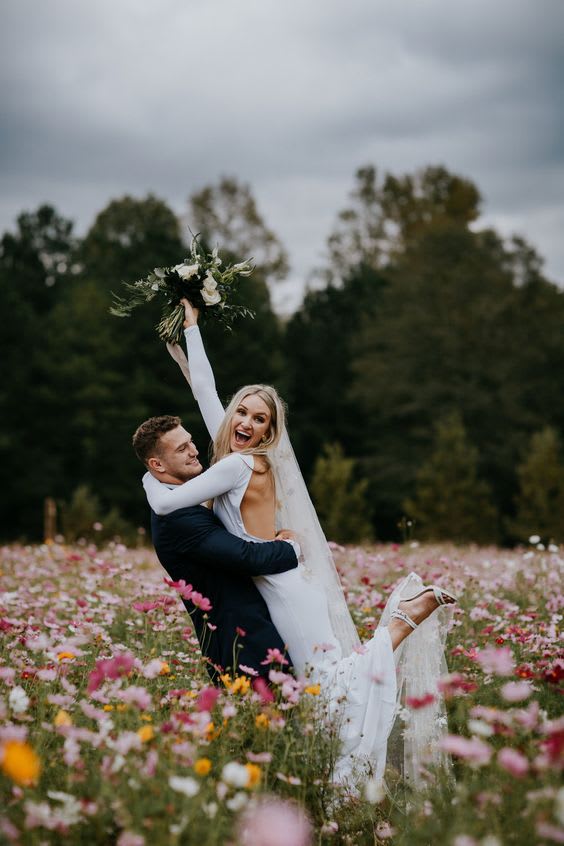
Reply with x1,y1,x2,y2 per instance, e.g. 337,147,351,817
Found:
212,384,286,466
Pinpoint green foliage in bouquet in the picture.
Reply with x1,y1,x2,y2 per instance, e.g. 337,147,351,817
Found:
110,234,255,343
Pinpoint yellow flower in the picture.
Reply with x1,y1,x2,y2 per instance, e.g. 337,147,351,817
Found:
194,757,212,776
204,721,221,741
304,684,321,696
56,651,75,662
116,704,127,712
255,713,269,729
103,705,114,712
137,726,154,743
220,673,232,688
1,741,41,786
230,676,250,695
245,763,261,788
54,710,72,727
159,662,170,675
140,714,153,722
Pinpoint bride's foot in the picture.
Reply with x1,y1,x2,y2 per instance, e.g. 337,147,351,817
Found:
388,586,457,651
398,586,456,626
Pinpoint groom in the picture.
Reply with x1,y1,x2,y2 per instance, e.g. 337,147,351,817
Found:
132,414,298,683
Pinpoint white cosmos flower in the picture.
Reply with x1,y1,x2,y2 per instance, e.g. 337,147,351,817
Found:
226,792,248,812
169,775,200,797
364,777,385,803
174,263,199,280
221,761,249,788
9,686,30,714
528,535,541,544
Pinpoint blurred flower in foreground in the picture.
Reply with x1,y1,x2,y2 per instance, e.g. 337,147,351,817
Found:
237,796,312,846
440,735,493,767
475,646,515,677
1,740,41,785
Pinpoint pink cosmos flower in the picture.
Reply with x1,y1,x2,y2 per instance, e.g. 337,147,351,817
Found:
239,664,259,677
475,646,515,676
440,735,493,767
190,591,212,611
164,578,197,601
87,652,135,693
497,747,529,778
132,601,159,613
237,796,312,846
253,678,275,704
261,648,289,666
117,833,145,846
500,681,533,702
437,672,478,698
406,692,436,709
196,686,220,713
118,685,152,710
535,822,564,843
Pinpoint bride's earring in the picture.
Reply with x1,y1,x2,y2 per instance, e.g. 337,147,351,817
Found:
261,434,268,443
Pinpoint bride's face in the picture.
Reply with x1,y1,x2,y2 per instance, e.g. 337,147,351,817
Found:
230,394,271,451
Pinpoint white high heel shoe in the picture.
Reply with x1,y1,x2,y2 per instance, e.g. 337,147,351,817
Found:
390,584,458,630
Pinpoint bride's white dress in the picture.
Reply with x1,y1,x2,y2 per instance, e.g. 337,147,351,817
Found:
144,326,451,788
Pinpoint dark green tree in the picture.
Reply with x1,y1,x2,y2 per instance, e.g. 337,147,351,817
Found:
0,205,76,538
322,164,480,283
508,427,564,543
310,443,373,544
350,222,564,538
404,412,499,543
283,263,388,476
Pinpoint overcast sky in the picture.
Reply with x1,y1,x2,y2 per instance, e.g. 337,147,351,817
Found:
1,0,563,312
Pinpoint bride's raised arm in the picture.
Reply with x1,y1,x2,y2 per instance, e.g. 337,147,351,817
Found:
167,299,225,440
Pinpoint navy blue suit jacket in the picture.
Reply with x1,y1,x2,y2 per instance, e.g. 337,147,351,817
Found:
151,504,297,682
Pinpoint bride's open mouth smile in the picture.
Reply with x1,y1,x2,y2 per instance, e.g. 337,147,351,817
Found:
233,429,252,447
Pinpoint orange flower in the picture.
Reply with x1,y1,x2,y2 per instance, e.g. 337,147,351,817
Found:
304,684,321,696
1,741,41,786
159,662,170,675
137,725,154,743
230,676,251,695
245,763,261,788
255,713,269,729
54,710,72,727
194,757,212,776
57,651,75,662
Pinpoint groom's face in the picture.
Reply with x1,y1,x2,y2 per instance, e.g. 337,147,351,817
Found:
149,425,203,483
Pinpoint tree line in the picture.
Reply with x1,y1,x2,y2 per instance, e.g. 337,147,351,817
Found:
1,167,563,546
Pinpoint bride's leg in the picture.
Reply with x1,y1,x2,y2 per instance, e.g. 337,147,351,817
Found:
388,590,455,651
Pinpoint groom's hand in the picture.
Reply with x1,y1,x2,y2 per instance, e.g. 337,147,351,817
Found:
181,298,200,328
275,530,296,541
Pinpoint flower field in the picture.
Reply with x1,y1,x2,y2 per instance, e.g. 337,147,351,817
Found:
0,541,562,845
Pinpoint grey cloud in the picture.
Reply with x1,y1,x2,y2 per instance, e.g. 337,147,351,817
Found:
1,0,563,312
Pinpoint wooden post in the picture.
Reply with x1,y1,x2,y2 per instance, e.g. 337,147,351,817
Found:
44,497,57,544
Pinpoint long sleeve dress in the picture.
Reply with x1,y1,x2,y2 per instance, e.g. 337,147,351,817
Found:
143,326,399,787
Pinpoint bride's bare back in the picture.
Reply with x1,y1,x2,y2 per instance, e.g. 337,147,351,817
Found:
240,456,276,540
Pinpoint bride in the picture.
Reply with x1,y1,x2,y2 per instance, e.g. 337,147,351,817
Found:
143,299,457,790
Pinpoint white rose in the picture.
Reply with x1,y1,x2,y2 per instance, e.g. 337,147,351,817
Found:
174,263,199,280
201,288,222,306
203,271,218,292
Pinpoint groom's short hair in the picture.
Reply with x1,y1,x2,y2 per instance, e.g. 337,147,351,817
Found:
132,415,181,465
